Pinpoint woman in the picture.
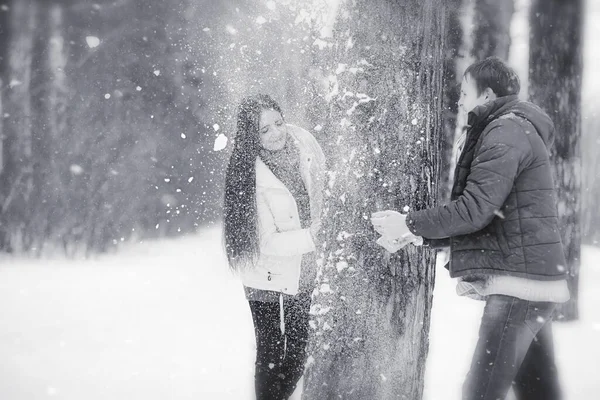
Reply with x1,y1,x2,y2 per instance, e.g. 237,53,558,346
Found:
223,94,325,399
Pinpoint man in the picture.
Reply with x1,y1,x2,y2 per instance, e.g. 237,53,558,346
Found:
371,57,569,400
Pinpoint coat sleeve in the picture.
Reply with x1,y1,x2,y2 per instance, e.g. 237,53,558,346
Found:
407,122,527,239
256,190,316,256
423,238,451,249
310,131,326,172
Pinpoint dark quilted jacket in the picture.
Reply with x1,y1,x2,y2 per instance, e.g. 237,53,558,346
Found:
407,95,567,281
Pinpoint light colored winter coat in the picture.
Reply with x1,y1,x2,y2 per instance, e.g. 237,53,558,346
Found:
239,124,326,295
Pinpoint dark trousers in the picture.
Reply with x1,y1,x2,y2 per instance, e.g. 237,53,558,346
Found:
463,295,562,400
249,293,311,400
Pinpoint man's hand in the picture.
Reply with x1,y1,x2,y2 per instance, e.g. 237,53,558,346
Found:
370,210,411,239
376,234,413,253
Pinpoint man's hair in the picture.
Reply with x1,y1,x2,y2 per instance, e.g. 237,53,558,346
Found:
464,56,521,97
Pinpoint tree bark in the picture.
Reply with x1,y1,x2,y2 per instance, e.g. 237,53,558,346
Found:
303,1,445,398
529,0,583,321
0,0,37,250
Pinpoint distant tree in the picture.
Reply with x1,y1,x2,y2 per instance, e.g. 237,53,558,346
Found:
581,104,600,245
28,1,69,253
440,0,465,200
472,0,515,61
0,0,37,251
529,0,584,321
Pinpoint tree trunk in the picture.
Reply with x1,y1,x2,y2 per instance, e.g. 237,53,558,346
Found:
303,1,445,398
440,0,465,201
0,0,37,251
581,109,600,245
472,0,515,61
29,1,68,252
45,3,68,151
529,0,583,321
0,77,3,175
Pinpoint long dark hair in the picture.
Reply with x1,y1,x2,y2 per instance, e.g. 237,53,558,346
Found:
223,94,283,271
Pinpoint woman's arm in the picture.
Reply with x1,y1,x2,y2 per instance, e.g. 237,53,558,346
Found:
256,191,316,257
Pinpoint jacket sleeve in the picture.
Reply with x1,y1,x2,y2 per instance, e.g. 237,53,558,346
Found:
423,238,451,249
310,133,326,173
407,123,527,239
256,190,316,256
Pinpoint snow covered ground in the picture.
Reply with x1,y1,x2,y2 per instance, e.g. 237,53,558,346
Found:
0,227,598,399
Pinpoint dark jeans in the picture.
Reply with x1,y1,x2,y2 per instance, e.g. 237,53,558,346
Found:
463,295,562,400
249,293,311,400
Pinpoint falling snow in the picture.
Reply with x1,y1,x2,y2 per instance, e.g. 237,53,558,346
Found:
213,134,228,151
85,36,100,48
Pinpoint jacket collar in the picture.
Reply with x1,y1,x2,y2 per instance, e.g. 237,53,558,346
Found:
467,95,520,129
255,128,308,191
256,157,288,191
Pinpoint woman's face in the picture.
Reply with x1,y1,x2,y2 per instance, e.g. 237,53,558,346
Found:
258,109,287,151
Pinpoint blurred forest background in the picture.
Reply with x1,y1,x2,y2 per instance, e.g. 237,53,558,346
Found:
0,0,597,257
0,0,329,255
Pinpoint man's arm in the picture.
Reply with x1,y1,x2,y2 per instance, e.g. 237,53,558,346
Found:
407,123,527,239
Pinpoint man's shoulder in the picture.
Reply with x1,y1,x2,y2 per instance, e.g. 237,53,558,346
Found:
481,114,532,150
488,112,529,130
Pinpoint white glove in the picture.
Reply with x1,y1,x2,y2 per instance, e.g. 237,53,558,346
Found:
376,233,421,253
371,210,411,239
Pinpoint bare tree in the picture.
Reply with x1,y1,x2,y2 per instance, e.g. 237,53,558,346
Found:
440,0,465,200
0,0,37,251
303,0,445,398
581,102,600,245
28,1,70,252
472,0,515,61
529,0,584,321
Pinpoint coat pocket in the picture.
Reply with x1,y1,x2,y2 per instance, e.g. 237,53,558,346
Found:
266,269,284,280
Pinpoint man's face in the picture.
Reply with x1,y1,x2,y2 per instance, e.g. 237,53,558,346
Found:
458,73,490,114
